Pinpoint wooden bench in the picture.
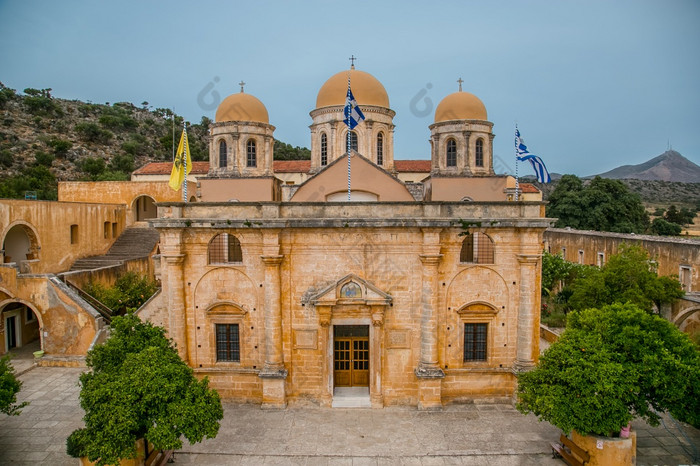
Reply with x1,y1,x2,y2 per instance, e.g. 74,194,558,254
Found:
551,433,590,466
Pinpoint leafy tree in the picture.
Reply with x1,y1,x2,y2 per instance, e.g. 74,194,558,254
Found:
94,170,130,181
67,313,222,466
541,250,588,297
75,122,113,144
0,84,18,109
547,175,649,233
0,148,13,168
47,138,73,158
0,355,28,416
34,151,54,167
517,303,700,436
274,139,311,160
99,106,138,131
109,154,135,173
664,205,682,224
22,88,62,117
80,157,106,178
567,244,684,313
650,218,682,236
0,165,57,200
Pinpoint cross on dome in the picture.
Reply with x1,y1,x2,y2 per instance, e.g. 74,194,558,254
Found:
349,55,357,69
457,77,464,92
239,81,246,93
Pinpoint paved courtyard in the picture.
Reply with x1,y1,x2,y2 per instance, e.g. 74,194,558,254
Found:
1,366,698,465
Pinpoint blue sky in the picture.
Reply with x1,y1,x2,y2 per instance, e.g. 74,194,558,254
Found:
1,0,699,177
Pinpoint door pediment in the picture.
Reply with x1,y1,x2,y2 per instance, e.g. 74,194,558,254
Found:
304,274,392,307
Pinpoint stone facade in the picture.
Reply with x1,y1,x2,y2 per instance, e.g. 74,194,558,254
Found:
145,202,549,407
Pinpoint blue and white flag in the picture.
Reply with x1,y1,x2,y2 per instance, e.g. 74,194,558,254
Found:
514,128,551,183
343,87,365,129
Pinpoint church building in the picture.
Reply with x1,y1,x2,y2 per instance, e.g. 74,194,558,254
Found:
140,65,551,409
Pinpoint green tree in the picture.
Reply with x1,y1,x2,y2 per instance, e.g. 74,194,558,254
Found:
567,244,684,313
67,313,222,466
541,250,588,297
80,157,106,178
0,355,28,416
0,165,57,200
273,139,311,160
84,272,158,315
34,151,55,167
47,138,73,158
650,218,682,236
547,175,649,233
517,303,700,436
75,122,113,144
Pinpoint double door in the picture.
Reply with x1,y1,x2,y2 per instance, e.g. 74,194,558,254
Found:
333,325,369,387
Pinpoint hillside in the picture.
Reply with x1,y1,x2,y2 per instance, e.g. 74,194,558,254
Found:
592,150,700,183
0,83,210,185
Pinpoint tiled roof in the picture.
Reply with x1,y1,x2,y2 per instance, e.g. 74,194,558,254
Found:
520,183,540,193
273,160,311,173
395,160,431,172
132,161,210,175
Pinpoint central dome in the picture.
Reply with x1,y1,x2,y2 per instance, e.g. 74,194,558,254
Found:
316,68,390,109
434,91,487,122
215,92,269,124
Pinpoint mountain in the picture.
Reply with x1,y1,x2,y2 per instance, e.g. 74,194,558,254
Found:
591,150,700,183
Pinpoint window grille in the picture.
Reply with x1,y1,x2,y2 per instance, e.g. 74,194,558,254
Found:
216,324,240,362
464,323,487,361
460,232,494,264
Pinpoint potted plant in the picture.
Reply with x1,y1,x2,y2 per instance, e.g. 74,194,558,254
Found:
517,303,700,465
67,312,223,466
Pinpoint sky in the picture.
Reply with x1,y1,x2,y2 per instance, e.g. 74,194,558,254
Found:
1,0,699,177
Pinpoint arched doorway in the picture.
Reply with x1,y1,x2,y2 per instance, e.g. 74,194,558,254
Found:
133,195,157,221
1,301,41,355
2,223,40,265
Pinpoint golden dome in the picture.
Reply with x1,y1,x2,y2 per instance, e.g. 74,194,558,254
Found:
316,68,390,109
215,91,269,124
434,91,487,122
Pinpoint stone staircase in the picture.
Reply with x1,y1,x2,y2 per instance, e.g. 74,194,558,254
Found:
70,225,160,271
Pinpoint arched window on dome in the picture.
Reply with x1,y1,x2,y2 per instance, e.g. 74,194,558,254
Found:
349,131,358,152
376,132,384,166
219,140,227,168
460,232,494,264
246,139,256,167
446,139,457,167
321,133,328,166
475,138,484,167
208,233,243,264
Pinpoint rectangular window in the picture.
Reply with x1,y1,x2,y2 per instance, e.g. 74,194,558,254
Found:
112,222,118,238
464,323,487,361
561,247,566,259
70,224,79,244
104,221,110,239
597,252,605,268
216,323,240,362
26,308,35,322
680,266,692,292
578,250,584,264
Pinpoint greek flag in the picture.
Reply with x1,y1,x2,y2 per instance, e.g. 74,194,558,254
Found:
515,128,551,183
343,87,365,129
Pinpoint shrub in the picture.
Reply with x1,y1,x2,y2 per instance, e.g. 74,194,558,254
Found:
47,138,73,158
517,303,700,436
79,157,106,177
650,217,682,236
0,355,28,415
75,122,113,144
34,151,54,167
0,149,13,168
84,272,158,315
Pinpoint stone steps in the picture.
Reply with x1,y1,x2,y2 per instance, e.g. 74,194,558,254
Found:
70,226,159,271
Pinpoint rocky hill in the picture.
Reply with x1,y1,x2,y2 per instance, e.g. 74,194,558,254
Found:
0,83,210,186
592,150,700,183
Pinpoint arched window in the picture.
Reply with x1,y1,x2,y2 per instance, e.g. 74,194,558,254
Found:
246,140,256,167
208,233,243,264
320,133,328,166
219,140,227,168
475,138,484,167
376,132,384,166
349,131,358,152
446,139,457,167
459,232,494,264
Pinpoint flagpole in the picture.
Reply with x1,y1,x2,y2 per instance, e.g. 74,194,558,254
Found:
182,121,188,203
347,71,351,201
514,124,520,202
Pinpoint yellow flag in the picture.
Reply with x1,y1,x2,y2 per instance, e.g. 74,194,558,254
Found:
168,126,192,191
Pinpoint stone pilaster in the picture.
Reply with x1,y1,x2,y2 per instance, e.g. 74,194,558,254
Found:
514,254,540,372
370,305,385,408
318,305,333,407
163,254,187,361
415,229,444,410
259,253,286,409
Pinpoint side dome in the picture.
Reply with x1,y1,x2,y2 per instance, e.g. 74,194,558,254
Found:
434,91,487,122
215,92,269,124
316,68,390,109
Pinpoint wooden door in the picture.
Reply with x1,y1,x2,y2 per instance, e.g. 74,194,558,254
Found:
333,325,369,387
